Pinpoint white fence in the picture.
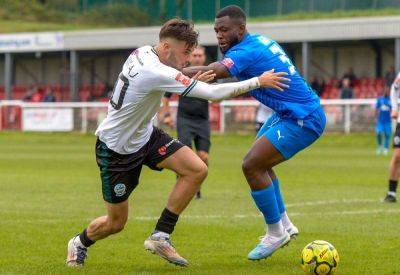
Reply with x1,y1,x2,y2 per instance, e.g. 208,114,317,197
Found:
0,99,378,134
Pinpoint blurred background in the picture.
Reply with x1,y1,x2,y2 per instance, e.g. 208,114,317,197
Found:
1,0,400,134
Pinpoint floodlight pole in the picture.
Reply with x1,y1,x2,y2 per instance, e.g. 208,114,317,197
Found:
302,41,311,82
4,53,13,100
70,51,79,102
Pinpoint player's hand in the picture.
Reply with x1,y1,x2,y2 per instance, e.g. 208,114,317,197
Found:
391,111,398,119
192,70,216,83
258,69,290,91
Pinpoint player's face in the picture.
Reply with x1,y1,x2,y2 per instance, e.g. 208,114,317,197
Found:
214,16,244,53
165,39,193,70
189,47,206,66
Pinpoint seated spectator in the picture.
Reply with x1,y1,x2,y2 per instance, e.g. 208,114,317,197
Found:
43,88,56,102
310,75,326,97
30,87,44,102
342,67,357,87
385,66,396,88
23,86,36,101
340,78,353,99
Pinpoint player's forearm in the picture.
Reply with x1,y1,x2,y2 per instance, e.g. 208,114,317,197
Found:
187,77,260,101
183,66,212,78
183,62,231,79
390,84,399,112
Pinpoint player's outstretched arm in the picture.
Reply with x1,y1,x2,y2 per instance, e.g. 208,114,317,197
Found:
183,61,231,79
186,70,289,102
390,73,400,119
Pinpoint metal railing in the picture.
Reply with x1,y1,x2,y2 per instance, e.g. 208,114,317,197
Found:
0,98,380,134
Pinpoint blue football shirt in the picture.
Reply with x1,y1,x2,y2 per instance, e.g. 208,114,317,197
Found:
376,95,391,125
220,33,321,122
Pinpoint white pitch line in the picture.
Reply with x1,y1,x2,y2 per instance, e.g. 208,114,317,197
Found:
285,198,376,208
1,198,397,223
1,208,399,224
132,208,400,221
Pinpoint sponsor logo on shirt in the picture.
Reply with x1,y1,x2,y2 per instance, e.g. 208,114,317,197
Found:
221,58,234,69
175,72,191,86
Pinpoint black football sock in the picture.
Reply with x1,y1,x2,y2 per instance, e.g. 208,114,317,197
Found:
79,228,95,247
154,208,179,234
389,180,398,194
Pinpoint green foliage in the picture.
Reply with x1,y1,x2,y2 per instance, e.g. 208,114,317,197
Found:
78,3,149,26
0,0,399,32
0,0,149,28
249,8,400,22
0,0,68,22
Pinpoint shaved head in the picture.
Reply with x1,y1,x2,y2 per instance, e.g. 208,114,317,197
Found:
216,5,246,24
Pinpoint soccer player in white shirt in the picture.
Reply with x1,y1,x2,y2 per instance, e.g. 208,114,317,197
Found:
66,18,289,267
385,72,400,202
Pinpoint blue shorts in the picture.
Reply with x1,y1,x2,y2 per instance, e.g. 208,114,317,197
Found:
376,123,391,136
256,107,326,159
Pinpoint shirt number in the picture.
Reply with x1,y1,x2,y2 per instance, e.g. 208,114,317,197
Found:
258,36,296,75
110,73,130,110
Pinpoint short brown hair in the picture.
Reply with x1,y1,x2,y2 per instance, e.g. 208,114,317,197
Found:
159,18,198,49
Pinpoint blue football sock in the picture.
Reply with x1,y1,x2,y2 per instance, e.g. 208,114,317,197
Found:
376,133,382,147
272,178,286,214
384,133,390,149
251,185,281,224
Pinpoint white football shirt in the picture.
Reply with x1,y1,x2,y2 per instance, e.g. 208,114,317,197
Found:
95,46,199,154
390,72,400,123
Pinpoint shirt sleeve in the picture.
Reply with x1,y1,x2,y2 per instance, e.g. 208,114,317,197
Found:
148,62,199,95
148,60,261,102
220,48,253,77
390,84,399,113
376,98,380,109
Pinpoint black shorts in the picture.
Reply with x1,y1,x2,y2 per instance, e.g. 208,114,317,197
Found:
393,123,400,148
177,116,211,153
96,127,184,203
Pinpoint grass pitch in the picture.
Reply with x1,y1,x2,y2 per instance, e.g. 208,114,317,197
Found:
0,132,399,274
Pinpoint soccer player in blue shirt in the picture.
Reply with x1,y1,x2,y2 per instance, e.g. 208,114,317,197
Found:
183,5,326,260
375,89,392,155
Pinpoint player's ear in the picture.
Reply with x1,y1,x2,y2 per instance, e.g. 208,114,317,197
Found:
238,24,246,36
162,41,170,52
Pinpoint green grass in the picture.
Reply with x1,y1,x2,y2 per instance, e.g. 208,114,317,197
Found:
0,132,399,274
0,19,107,33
